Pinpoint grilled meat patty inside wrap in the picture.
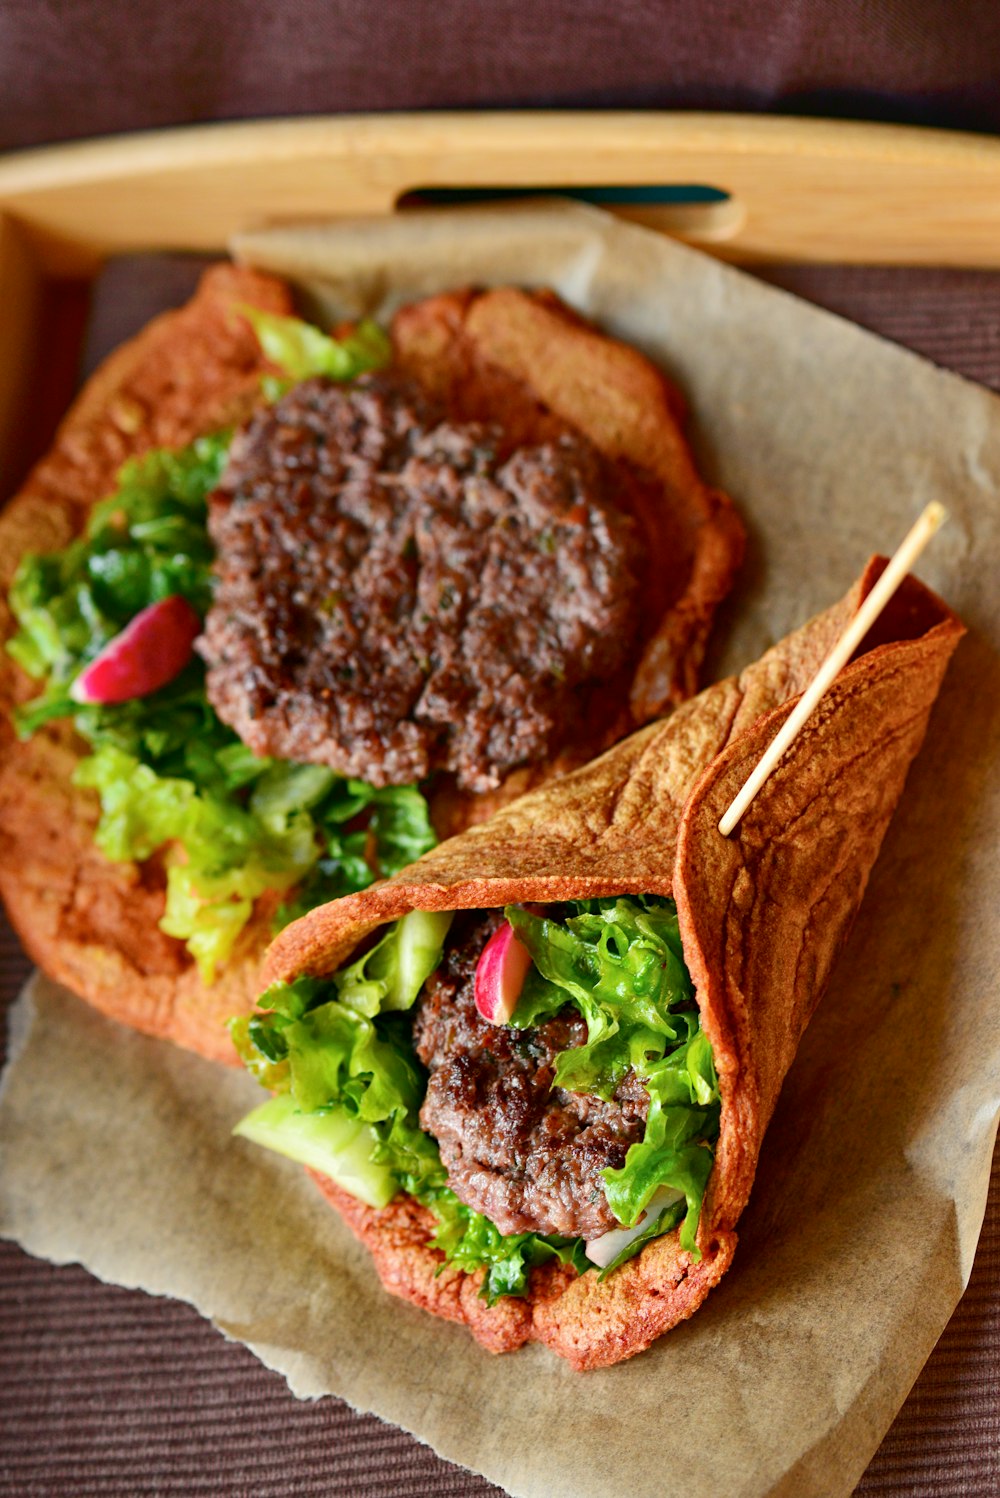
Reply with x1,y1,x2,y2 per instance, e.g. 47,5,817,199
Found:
414,910,650,1240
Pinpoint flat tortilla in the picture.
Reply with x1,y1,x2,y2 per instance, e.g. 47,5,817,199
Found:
0,269,741,1062
263,562,963,1369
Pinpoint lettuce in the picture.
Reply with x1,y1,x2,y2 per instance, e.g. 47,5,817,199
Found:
333,909,455,1015
7,435,228,728
234,1094,398,1209
71,743,434,982
507,897,694,1094
4,314,435,980
73,743,314,978
230,918,451,1211
232,914,593,1304
239,305,391,387
507,898,720,1254
229,912,453,1108
429,1194,590,1300
233,897,721,1301
276,781,436,927
602,1027,719,1254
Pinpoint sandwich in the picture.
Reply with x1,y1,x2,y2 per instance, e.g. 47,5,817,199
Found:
231,560,963,1369
0,265,743,1061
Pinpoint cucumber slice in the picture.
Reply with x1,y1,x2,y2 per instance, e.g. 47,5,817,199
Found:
234,1093,396,1208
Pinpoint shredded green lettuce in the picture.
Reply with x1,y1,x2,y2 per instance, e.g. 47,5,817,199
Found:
8,435,228,727
73,744,318,978
233,897,721,1301
4,313,433,981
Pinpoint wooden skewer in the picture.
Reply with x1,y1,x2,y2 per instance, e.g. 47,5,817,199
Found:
718,502,949,838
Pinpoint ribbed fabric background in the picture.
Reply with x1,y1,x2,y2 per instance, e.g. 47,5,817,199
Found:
4,0,1000,150
1,260,999,1495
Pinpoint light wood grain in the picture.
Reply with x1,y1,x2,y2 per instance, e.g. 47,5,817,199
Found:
4,110,1000,500
3,113,1000,274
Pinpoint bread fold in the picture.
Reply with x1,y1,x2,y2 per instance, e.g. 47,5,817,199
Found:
265,561,963,1369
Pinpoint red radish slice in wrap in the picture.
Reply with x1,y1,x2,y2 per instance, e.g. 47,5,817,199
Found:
474,920,533,1025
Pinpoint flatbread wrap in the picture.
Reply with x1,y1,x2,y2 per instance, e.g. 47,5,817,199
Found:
235,560,963,1370
0,265,742,1061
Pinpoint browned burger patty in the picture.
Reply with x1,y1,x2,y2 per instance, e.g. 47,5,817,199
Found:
199,372,643,793
413,911,649,1240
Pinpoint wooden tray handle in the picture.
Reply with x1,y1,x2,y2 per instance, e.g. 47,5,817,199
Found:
3,113,1000,274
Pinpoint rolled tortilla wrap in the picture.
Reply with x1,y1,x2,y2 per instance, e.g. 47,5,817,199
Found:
261,559,964,1370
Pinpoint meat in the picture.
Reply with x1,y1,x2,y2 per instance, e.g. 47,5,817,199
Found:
199,372,643,793
413,911,649,1240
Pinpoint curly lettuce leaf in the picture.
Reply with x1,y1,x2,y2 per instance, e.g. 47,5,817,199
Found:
507,897,720,1255
506,897,694,1096
601,1027,719,1254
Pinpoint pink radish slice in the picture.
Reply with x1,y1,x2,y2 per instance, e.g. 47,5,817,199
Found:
70,595,202,705
475,920,534,1025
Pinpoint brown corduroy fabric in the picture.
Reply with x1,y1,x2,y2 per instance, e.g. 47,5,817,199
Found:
5,0,1000,152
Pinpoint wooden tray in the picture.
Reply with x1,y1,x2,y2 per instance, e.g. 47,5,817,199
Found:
4,110,1000,498
0,109,998,1497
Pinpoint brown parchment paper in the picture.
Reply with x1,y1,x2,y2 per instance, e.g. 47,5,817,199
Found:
1,202,999,1498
